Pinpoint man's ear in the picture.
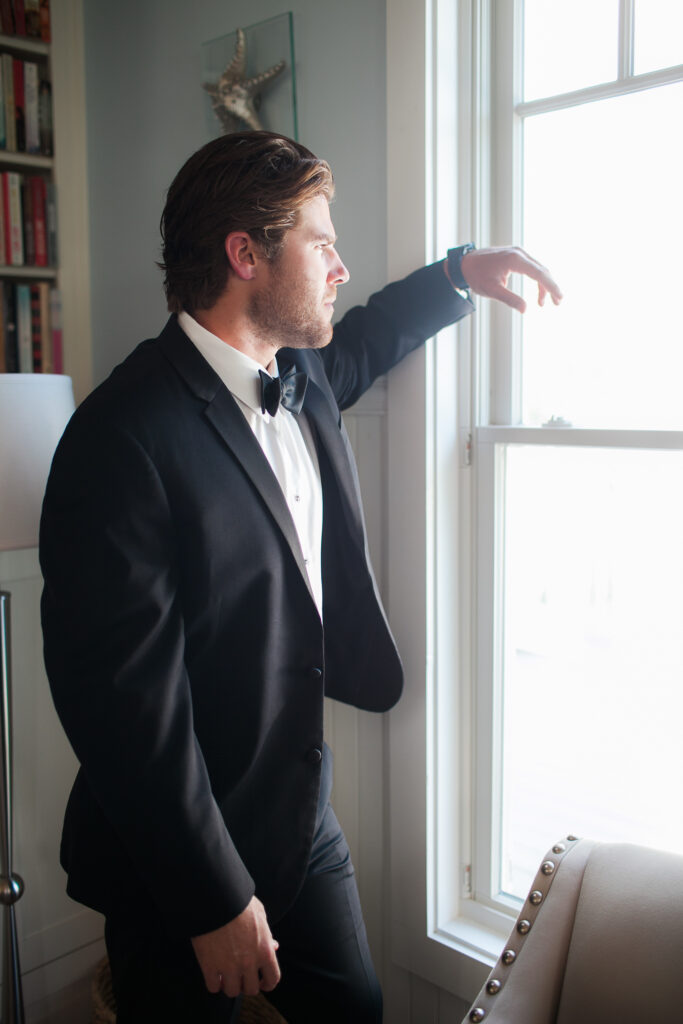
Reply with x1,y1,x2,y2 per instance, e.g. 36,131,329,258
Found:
225,232,261,281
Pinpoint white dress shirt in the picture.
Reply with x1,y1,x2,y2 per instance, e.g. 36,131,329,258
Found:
178,311,324,619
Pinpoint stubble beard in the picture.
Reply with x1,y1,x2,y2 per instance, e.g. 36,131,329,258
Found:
248,275,333,352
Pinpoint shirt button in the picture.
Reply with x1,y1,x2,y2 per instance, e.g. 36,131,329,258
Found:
309,667,322,681
306,747,323,764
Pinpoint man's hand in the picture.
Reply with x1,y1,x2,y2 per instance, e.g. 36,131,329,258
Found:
191,895,280,999
460,246,563,313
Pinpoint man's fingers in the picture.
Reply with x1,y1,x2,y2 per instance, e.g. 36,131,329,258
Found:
221,969,243,999
258,947,281,992
239,966,263,998
192,895,281,998
511,248,563,304
202,968,223,995
460,246,562,311
489,281,527,314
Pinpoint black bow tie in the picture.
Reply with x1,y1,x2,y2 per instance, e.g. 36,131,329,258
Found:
259,365,308,417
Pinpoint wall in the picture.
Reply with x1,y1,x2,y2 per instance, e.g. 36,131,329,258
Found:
83,0,387,384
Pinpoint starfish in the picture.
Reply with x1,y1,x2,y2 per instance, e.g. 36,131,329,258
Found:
203,27,286,133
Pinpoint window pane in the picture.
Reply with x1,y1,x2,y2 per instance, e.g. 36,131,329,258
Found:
499,444,683,900
635,0,683,75
521,83,683,429
523,0,618,100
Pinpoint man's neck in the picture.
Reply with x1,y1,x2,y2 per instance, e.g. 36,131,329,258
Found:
192,305,277,370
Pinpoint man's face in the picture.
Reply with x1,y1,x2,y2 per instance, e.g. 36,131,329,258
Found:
248,194,350,350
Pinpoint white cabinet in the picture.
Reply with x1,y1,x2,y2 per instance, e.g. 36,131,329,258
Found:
1,549,104,1022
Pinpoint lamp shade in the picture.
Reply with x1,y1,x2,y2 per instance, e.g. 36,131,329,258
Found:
0,374,75,551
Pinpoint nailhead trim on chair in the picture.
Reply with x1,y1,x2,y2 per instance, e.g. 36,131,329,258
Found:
466,835,580,1023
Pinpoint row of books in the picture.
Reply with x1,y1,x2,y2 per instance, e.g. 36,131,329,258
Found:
0,0,49,41
0,53,52,154
0,279,62,372
1,170,56,266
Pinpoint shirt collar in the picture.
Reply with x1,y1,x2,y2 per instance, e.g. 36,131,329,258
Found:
178,310,278,415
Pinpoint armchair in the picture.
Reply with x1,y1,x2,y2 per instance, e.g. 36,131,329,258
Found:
462,835,683,1023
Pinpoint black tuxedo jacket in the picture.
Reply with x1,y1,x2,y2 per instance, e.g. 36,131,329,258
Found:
39,262,473,937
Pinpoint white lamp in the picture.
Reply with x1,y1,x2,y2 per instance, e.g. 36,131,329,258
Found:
0,374,75,1024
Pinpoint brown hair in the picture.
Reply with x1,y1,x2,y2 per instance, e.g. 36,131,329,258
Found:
159,131,334,314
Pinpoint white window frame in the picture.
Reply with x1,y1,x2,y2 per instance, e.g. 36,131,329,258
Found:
386,0,683,1002
387,0,500,1001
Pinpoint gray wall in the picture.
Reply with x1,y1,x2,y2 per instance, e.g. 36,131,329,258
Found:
83,0,387,384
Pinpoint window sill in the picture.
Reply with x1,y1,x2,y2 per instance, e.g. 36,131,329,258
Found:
390,906,514,1003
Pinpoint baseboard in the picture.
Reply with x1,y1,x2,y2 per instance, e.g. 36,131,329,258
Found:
24,936,106,1024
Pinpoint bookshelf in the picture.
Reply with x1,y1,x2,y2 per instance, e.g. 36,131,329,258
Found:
0,22,60,377
0,2,92,402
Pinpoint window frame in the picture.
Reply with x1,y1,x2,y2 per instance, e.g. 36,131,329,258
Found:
387,0,683,1002
386,0,500,1000
480,0,683,912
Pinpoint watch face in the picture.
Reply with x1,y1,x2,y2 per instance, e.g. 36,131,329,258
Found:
447,244,475,292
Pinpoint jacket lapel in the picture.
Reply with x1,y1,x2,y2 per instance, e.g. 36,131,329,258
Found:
157,317,316,605
301,379,366,548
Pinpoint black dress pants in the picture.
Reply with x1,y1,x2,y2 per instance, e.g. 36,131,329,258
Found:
104,804,382,1024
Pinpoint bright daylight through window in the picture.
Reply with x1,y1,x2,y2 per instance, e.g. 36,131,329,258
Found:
472,0,683,910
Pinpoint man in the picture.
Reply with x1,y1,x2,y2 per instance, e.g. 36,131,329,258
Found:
40,131,561,1023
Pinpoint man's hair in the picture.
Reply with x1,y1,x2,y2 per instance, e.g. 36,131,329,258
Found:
159,131,335,314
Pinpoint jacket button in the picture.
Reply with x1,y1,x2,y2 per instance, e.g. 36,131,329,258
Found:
309,667,322,681
306,747,323,764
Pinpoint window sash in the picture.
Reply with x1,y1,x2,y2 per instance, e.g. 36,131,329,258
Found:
489,0,683,428
472,0,683,919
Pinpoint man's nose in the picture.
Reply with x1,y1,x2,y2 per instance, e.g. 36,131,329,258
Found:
330,249,350,285
329,251,352,288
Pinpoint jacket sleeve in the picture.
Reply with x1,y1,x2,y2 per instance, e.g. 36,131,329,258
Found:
39,417,255,936
322,259,474,411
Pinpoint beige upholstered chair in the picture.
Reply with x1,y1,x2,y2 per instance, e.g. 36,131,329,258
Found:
462,835,683,1023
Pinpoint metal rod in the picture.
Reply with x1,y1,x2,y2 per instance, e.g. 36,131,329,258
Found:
0,592,25,1024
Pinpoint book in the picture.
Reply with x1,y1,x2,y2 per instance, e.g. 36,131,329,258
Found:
38,278,50,370
12,0,26,35
0,186,5,264
46,178,56,264
2,171,24,265
15,281,31,371
30,174,46,265
21,173,33,263
38,77,51,155
0,65,5,150
1,54,16,152
24,0,39,37
12,58,24,151
30,280,41,369
49,285,61,372
39,0,48,41
0,283,5,372
24,61,39,153
0,0,14,35
3,282,18,371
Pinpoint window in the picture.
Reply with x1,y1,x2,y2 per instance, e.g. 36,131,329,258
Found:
477,0,683,914
386,0,683,1000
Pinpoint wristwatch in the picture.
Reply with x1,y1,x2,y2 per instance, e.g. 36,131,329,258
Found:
446,243,476,297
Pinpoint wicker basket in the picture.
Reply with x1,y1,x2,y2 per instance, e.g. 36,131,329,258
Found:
238,992,288,1023
91,958,115,1024
91,956,287,1023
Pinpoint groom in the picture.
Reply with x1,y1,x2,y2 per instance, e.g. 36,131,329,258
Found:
40,130,561,1023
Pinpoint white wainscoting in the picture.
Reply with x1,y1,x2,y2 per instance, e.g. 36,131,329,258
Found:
0,548,104,1023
